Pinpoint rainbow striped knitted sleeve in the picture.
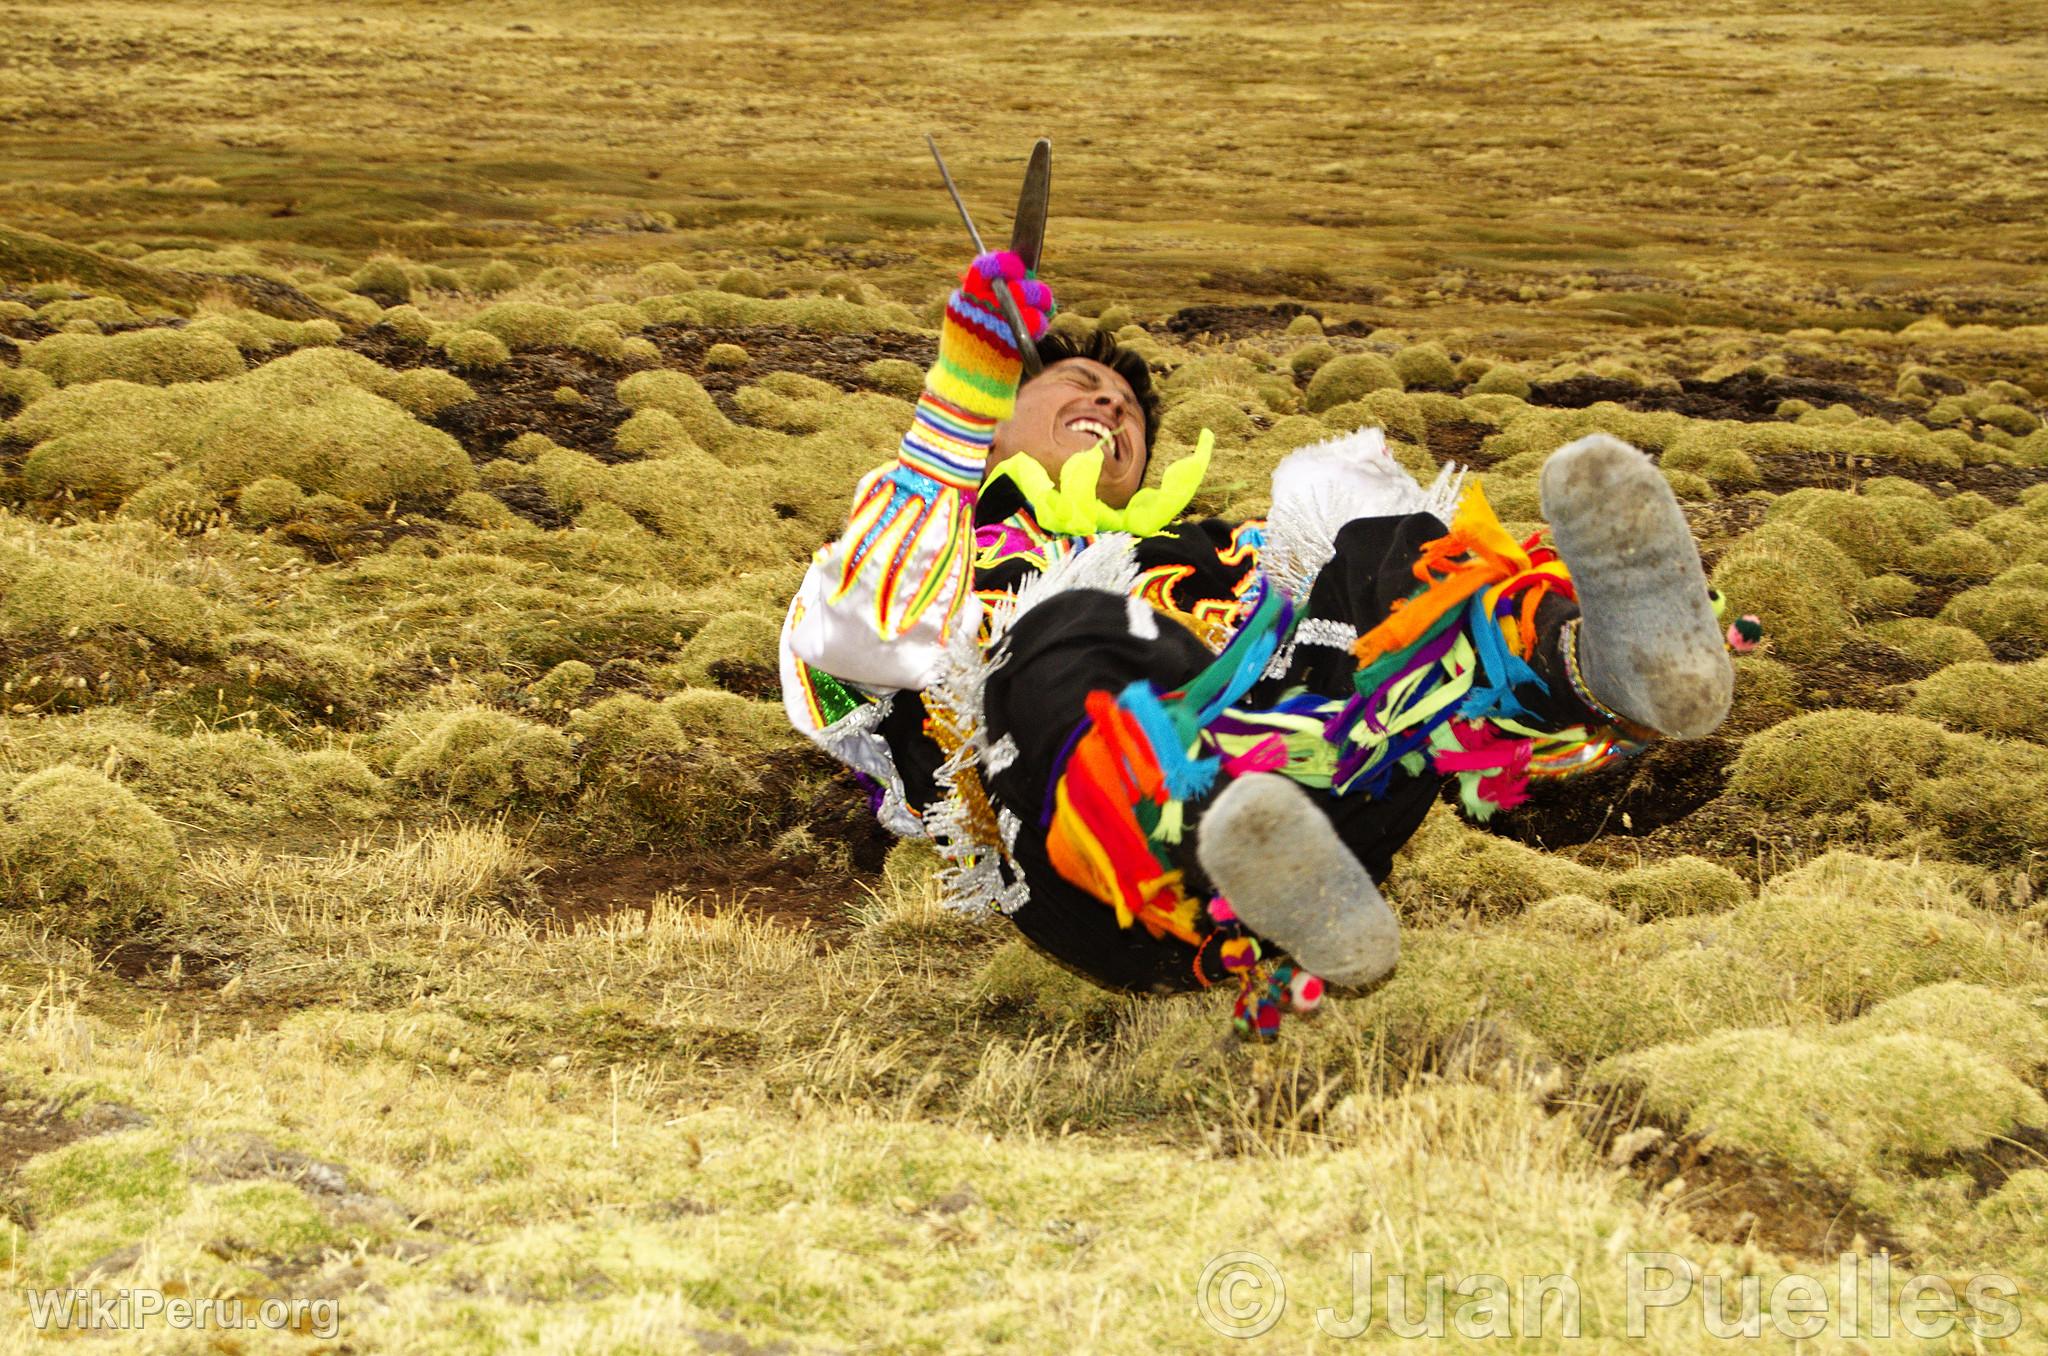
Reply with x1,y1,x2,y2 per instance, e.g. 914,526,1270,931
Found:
902,252,1051,485
780,253,1053,697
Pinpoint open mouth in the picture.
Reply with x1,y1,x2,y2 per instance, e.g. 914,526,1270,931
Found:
1065,415,1123,461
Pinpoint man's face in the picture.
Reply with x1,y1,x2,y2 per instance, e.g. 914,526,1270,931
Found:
987,357,1148,509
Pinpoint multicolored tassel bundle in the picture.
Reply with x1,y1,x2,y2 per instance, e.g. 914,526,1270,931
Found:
1352,480,1571,671
1044,688,1206,945
1209,897,1323,1039
1043,579,1298,946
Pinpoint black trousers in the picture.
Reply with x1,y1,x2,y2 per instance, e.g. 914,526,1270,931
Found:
978,513,1608,994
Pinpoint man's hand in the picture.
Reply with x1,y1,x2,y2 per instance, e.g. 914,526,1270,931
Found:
930,250,1056,422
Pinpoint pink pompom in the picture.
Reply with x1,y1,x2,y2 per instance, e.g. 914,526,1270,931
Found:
974,250,1026,282
1208,896,1237,924
1290,971,1324,1012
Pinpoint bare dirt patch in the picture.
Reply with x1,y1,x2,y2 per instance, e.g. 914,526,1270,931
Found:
0,306,49,347
528,847,866,940
1945,462,2048,504
1529,374,1645,408
428,351,636,462
1,1087,152,1227
1941,1123,2048,1199
275,512,445,564
1578,1092,1912,1261
346,323,938,479
1628,1125,1910,1260
485,479,573,530
1644,371,1911,423
0,432,30,480
1755,451,2048,505
345,327,639,464
1685,496,1772,567
1161,301,1320,339
1479,736,1736,853
1425,418,1496,466
343,322,437,372
102,936,199,985
1788,643,1927,709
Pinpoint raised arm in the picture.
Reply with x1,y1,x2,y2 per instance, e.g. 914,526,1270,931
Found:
783,252,1053,692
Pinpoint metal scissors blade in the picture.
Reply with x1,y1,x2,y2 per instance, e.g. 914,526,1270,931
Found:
1010,138,1051,276
925,132,986,256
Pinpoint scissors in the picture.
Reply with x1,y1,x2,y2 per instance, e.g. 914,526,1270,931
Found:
924,135,1051,377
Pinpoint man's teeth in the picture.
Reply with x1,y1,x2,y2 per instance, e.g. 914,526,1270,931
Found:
1068,418,1115,444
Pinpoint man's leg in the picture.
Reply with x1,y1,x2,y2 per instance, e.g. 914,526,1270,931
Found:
981,577,1408,993
979,584,1227,992
978,437,1730,993
1201,435,1733,979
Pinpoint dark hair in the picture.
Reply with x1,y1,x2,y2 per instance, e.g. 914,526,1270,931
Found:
1026,327,1162,467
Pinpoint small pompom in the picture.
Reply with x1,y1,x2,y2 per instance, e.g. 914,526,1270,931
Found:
1219,936,1261,972
1289,971,1325,1012
1207,896,1238,925
974,250,1025,281
1727,615,1763,652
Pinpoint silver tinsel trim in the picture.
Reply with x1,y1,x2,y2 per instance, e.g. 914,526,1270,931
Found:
1263,427,1466,606
932,535,1144,915
994,875,1031,915
1262,617,1363,680
808,696,921,838
934,855,1007,918
986,533,1141,656
1297,618,1360,650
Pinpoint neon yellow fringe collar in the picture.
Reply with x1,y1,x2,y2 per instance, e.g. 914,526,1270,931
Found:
983,429,1213,537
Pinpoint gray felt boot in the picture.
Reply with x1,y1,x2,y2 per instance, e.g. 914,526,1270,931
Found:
1539,434,1733,739
1196,773,1399,988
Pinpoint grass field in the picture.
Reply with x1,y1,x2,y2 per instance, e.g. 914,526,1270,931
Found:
4,1,2048,1350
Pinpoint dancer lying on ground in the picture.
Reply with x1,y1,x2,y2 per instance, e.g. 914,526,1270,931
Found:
779,251,1752,1035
